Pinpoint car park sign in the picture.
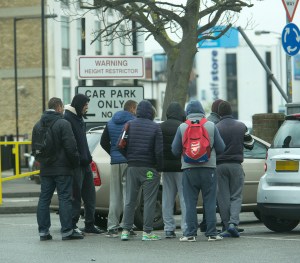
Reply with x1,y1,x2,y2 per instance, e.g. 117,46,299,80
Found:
282,23,300,56
77,56,145,79
77,86,144,122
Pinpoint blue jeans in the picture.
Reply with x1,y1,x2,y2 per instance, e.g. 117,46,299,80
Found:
182,167,218,237
37,175,73,237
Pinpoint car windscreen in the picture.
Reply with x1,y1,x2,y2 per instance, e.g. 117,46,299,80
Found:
272,120,300,148
86,133,101,152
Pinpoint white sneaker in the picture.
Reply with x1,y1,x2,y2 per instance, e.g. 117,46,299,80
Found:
179,236,196,242
74,227,83,235
208,235,223,241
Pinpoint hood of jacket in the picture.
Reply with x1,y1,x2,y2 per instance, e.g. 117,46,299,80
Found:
40,110,62,126
136,100,154,120
166,102,186,122
64,104,77,114
112,110,135,124
185,100,205,118
70,94,90,117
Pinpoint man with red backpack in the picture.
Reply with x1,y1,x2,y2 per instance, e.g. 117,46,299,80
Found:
172,100,225,242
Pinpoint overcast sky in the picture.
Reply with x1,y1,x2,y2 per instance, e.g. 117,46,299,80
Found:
144,0,300,54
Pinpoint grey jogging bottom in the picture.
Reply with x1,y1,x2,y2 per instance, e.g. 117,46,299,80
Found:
216,163,245,229
122,166,160,232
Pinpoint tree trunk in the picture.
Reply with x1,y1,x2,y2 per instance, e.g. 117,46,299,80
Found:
161,42,197,120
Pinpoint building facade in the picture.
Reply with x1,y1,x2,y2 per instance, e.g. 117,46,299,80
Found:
0,0,143,138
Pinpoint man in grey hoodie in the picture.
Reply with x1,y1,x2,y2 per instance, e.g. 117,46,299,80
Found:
172,100,225,242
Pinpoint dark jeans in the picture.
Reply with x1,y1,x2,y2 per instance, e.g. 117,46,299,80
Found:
72,165,96,228
37,175,73,238
182,167,218,237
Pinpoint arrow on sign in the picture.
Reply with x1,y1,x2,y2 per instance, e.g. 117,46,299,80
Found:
83,113,96,119
282,0,300,22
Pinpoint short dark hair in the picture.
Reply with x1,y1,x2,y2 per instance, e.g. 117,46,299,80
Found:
124,100,137,111
48,97,63,110
218,101,232,117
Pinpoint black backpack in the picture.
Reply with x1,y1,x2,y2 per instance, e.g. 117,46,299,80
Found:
32,119,59,165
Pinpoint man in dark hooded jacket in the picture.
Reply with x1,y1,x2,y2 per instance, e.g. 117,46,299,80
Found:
160,102,186,238
120,100,163,241
64,94,103,235
32,97,82,241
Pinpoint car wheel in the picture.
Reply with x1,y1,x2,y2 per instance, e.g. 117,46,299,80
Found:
253,210,261,221
94,213,108,229
261,214,299,232
134,187,164,230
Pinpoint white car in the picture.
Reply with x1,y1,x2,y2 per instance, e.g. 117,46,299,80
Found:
257,114,300,232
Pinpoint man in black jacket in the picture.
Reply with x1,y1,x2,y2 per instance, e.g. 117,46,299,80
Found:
64,94,104,235
216,101,254,238
160,102,186,238
120,100,163,241
32,97,82,241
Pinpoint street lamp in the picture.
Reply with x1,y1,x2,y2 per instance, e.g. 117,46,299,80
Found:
13,14,57,140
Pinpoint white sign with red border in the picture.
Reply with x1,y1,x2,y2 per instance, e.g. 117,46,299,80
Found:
282,0,299,22
77,56,145,79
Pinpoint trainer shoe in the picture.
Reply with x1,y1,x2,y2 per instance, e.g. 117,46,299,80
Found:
219,230,232,238
228,223,240,238
129,229,138,236
179,236,196,242
208,235,223,241
106,229,119,238
40,234,52,241
165,231,176,238
142,232,161,241
81,225,105,234
121,230,129,241
74,226,84,235
62,230,84,240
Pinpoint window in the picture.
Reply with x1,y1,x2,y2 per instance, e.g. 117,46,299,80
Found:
120,24,126,55
244,140,268,159
107,25,114,55
61,17,70,67
77,20,82,55
95,21,102,55
273,120,300,148
226,53,238,119
63,78,71,104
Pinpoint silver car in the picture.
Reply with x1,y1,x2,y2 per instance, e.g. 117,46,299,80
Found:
51,127,270,230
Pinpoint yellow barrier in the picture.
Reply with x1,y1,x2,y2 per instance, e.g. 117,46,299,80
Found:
0,141,40,205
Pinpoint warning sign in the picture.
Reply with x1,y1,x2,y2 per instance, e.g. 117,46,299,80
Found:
77,86,144,122
77,56,145,79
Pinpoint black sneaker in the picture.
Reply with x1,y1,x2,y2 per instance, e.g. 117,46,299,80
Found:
40,234,52,241
165,231,176,238
106,229,119,238
83,225,105,234
129,229,137,236
62,230,84,240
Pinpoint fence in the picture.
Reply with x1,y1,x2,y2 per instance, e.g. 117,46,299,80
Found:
0,141,40,205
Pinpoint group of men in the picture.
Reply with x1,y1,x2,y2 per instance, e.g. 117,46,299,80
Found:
33,95,254,242
33,95,104,241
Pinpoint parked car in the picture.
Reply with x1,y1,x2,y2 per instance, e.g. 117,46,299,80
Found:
51,126,269,230
257,114,300,232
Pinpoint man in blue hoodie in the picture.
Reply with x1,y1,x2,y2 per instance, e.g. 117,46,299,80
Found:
120,100,163,241
172,100,225,242
100,100,137,238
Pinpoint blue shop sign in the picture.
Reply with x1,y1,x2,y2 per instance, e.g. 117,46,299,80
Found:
198,26,239,48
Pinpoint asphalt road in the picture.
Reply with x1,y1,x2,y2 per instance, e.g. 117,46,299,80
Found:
1,212,300,263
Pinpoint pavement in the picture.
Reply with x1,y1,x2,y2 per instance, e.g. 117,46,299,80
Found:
0,169,40,214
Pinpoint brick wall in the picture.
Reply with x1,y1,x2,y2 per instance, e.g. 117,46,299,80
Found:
252,113,285,144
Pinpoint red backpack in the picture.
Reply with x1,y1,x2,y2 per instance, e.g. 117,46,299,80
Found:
182,118,211,163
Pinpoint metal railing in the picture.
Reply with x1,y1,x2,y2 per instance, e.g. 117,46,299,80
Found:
0,141,40,205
